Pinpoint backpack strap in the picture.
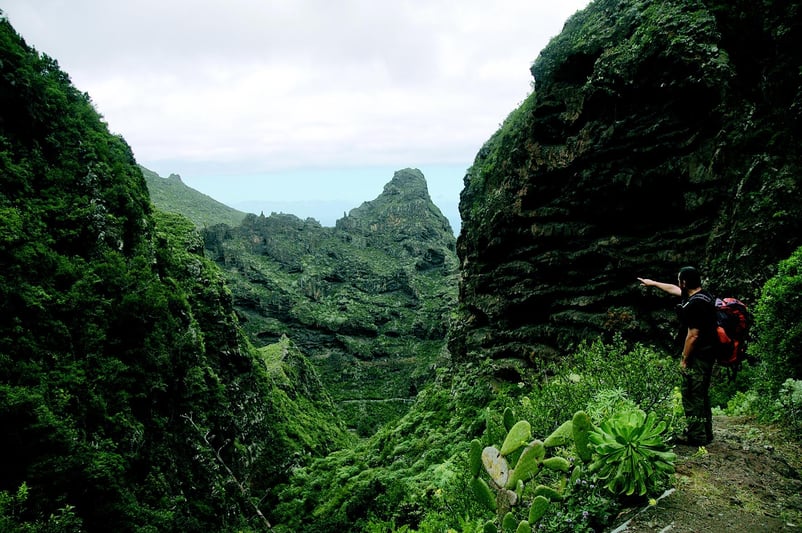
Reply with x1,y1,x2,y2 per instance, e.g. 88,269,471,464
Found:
687,291,715,306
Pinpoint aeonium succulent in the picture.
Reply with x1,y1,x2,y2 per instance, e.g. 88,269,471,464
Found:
588,409,676,497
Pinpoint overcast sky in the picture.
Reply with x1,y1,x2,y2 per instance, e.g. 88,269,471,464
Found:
2,0,590,230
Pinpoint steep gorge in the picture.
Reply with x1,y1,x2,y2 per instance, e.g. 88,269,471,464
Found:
4,1,802,530
202,168,458,434
0,16,349,531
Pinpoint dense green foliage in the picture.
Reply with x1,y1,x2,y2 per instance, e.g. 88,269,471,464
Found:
0,16,349,531
720,246,802,437
141,166,247,228
202,171,458,434
268,337,680,531
3,1,802,530
751,245,802,394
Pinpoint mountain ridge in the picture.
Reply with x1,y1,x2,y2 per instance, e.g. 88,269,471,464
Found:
141,165,247,227
202,167,458,434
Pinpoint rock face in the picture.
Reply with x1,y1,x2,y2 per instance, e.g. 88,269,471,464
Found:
204,168,458,434
451,0,802,372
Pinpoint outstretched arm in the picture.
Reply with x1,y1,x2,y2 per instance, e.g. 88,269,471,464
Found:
681,327,701,368
637,277,682,297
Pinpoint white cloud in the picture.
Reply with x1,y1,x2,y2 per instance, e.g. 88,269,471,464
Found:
2,0,590,212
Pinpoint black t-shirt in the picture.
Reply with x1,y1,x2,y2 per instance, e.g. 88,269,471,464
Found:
678,290,718,351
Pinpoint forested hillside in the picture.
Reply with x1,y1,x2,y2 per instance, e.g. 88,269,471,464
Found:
0,15,349,531
203,168,458,434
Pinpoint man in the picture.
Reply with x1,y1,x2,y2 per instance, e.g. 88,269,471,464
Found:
638,266,717,445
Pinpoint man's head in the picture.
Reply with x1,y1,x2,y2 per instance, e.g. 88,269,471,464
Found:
678,266,702,294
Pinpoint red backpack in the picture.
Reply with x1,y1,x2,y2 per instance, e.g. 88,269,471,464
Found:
713,297,750,371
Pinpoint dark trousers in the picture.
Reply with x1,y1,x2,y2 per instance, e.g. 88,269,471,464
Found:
682,354,714,444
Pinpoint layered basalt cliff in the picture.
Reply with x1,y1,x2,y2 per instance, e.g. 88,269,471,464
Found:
451,0,802,371
204,168,458,433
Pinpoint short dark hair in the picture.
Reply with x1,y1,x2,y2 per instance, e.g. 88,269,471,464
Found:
678,266,702,288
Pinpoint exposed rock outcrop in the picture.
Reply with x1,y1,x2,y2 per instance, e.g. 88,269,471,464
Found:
451,0,802,372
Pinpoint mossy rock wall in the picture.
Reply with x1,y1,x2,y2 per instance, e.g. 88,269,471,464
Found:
451,0,802,370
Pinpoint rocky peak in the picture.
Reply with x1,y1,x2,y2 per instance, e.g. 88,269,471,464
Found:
336,168,455,258
380,168,429,200
203,168,458,433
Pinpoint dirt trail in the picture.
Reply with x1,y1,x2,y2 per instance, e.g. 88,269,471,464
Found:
608,416,802,532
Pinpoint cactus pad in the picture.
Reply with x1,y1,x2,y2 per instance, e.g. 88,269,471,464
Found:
503,407,516,431
533,484,563,502
572,411,593,462
543,419,573,448
506,441,544,488
470,439,483,478
502,511,518,532
482,446,510,488
528,495,550,523
542,456,571,473
500,420,532,456
471,476,497,511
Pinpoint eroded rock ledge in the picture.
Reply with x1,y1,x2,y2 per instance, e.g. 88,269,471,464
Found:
451,1,802,372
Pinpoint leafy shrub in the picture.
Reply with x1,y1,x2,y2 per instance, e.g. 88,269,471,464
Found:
524,335,680,438
750,245,802,397
709,360,756,409
775,379,802,438
0,482,83,532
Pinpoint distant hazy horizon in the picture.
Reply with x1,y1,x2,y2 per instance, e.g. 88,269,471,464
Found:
157,165,464,234
4,1,590,240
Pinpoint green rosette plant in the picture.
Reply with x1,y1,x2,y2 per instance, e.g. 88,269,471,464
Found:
588,409,676,497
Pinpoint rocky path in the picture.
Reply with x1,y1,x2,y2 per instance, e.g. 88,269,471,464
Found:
608,416,802,532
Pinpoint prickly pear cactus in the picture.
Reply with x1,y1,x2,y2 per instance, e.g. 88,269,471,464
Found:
543,419,573,448
470,438,483,478
502,511,518,532
469,411,590,529
533,484,563,502
506,440,544,488
503,407,517,431
542,456,571,473
472,476,497,511
528,495,550,523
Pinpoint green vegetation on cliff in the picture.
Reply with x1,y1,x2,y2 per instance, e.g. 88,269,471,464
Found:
3,1,802,532
203,169,458,435
0,15,348,531
453,0,802,368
